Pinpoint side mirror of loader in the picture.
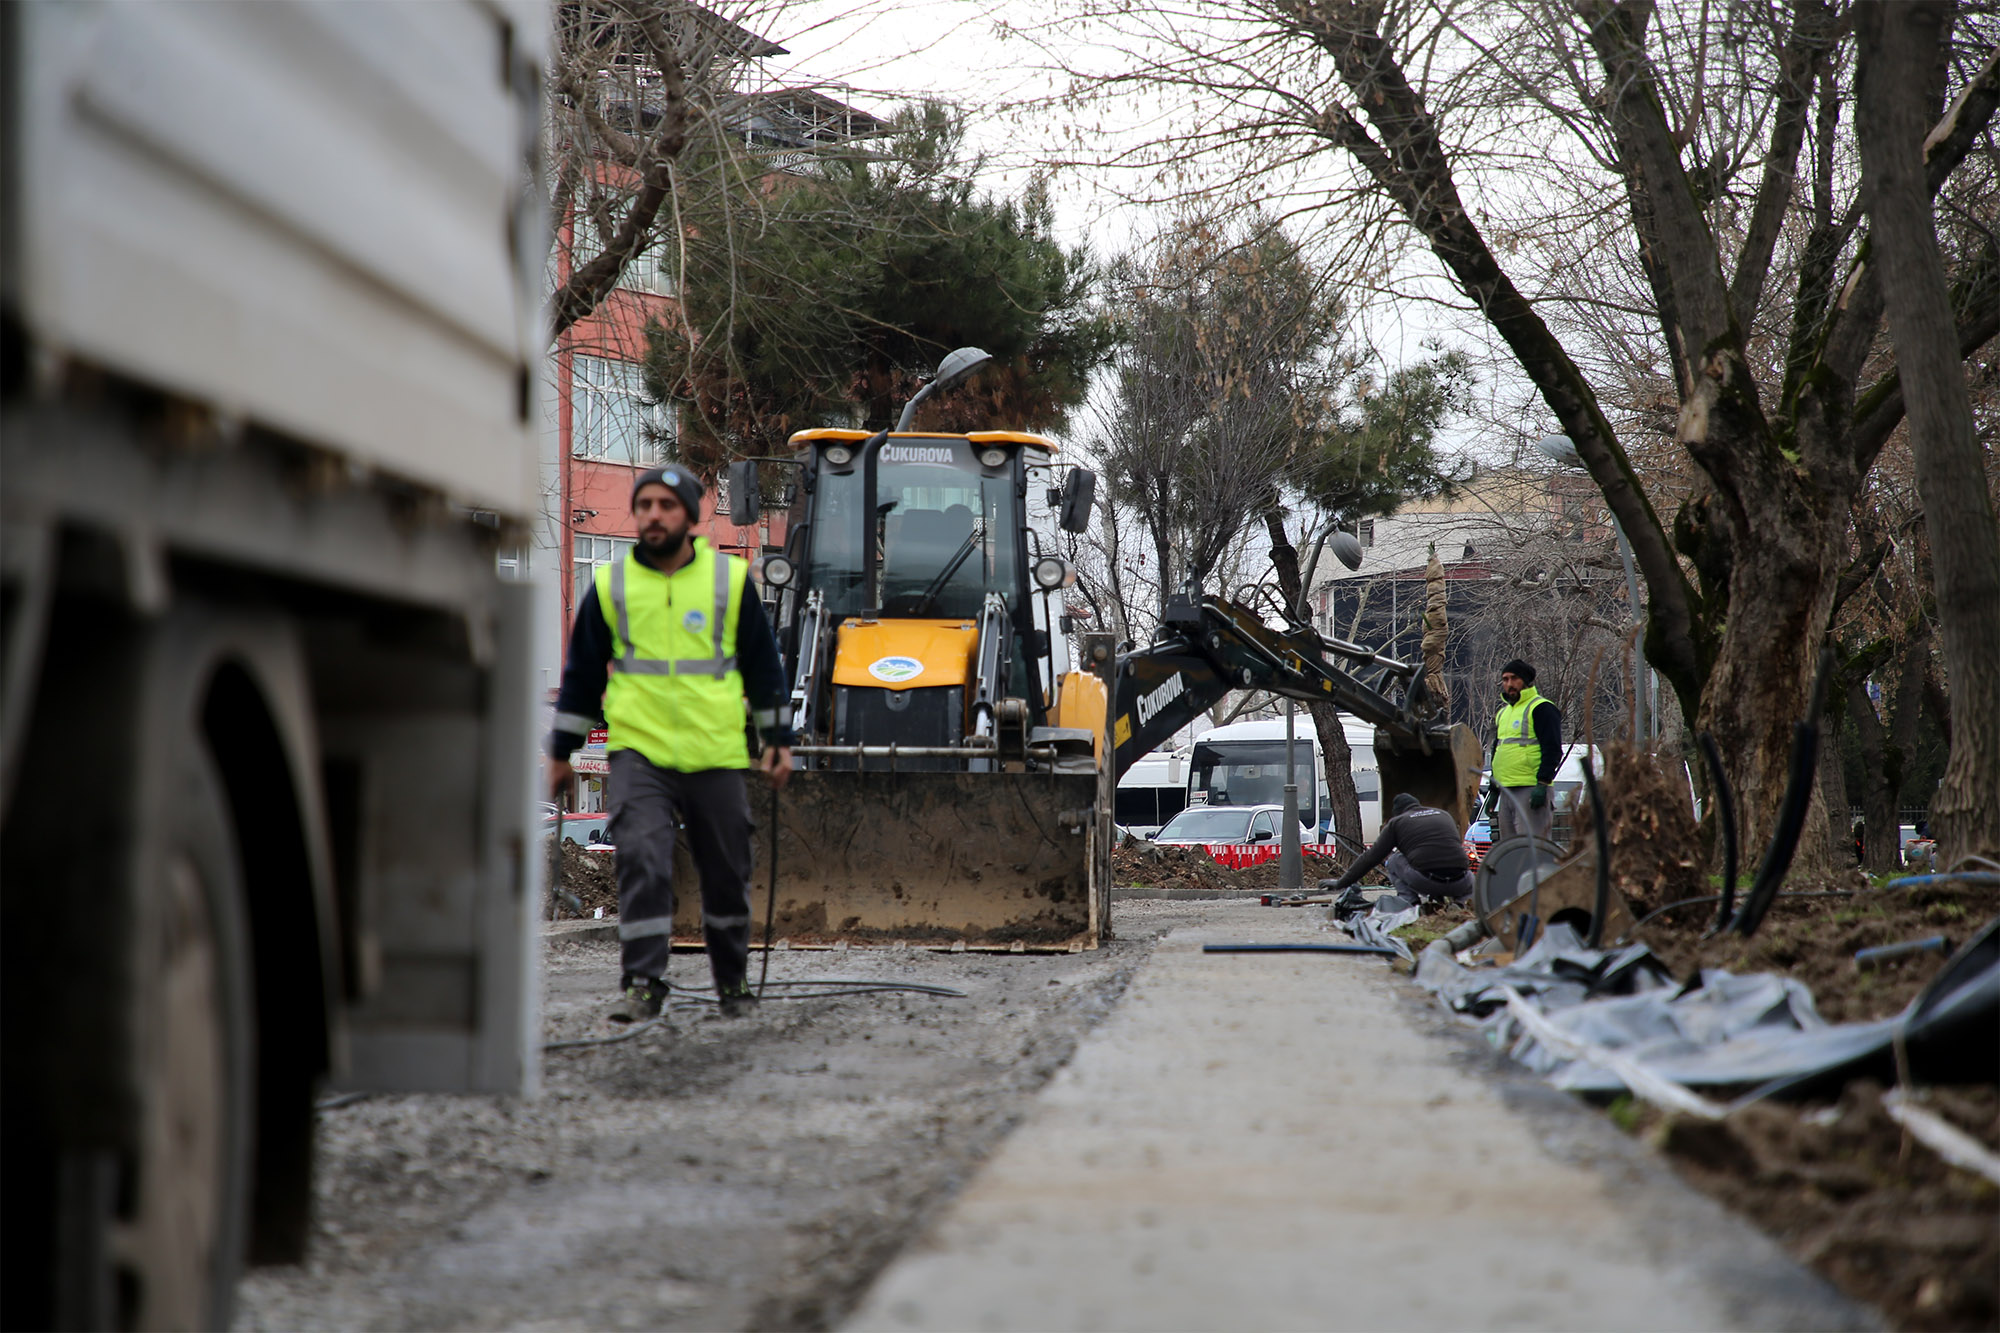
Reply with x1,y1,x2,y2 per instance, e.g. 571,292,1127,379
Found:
727,460,760,526
1058,468,1097,533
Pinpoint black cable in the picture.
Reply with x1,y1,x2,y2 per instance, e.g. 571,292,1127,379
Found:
760,782,778,997
1732,646,1834,938
1695,731,1738,932
1580,754,1610,949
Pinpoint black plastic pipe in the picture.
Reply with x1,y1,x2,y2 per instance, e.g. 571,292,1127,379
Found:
1696,731,1739,932
1201,943,1401,956
1732,647,1834,938
1579,755,1611,949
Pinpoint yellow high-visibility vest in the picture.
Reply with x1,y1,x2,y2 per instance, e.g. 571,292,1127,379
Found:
596,540,749,772
1492,686,1554,787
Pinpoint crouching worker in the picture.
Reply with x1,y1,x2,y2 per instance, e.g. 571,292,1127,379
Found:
1323,792,1474,904
546,466,793,1023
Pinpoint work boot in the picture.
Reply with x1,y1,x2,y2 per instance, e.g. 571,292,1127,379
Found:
607,975,669,1024
716,980,759,1019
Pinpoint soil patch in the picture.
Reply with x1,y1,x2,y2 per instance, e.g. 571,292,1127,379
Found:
546,835,619,915
1111,842,1348,892
1633,874,2000,1023
1641,1082,1999,1331
1601,870,2000,1330
1576,742,1706,918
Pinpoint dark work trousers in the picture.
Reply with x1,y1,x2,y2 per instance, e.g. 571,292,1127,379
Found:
1384,849,1474,903
606,749,755,990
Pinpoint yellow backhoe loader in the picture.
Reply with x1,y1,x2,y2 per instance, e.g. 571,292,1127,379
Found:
679,349,1482,950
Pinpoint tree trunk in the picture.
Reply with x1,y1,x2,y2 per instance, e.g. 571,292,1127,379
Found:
1846,679,1901,874
1816,719,1852,871
1263,509,1364,857
1857,1,2000,864
1693,502,1840,874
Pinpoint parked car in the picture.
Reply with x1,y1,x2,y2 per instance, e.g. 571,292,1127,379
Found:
1464,813,1495,869
1152,803,1315,851
542,810,612,848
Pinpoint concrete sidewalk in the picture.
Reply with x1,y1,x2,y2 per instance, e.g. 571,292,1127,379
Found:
846,903,1873,1332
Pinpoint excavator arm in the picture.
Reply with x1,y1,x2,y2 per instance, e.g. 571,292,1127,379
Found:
1108,592,1484,831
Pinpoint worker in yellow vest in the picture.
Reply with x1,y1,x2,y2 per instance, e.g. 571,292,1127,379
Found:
1487,658,1562,843
547,466,793,1023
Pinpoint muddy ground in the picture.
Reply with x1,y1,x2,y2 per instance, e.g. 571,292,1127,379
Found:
232,899,1202,1332
1624,875,2000,1332
456,840,1994,1332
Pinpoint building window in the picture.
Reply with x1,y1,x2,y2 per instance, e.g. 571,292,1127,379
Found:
573,533,635,611
1341,518,1375,547
571,354,673,465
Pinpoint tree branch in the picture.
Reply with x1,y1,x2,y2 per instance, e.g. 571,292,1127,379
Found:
1284,1,1706,708
1729,0,1833,325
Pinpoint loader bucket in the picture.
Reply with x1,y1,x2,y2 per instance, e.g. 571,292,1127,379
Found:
669,769,1110,950
1374,722,1486,834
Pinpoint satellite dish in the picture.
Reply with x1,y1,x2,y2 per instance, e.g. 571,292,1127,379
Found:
1329,531,1364,571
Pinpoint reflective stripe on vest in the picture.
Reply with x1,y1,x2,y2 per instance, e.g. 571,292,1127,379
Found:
597,541,749,771
1492,687,1551,787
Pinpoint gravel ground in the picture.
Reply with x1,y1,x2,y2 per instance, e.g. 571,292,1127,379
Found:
233,900,1204,1332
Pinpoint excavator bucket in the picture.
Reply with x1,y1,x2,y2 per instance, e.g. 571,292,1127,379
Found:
669,770,1112,951
1375,722,1487,834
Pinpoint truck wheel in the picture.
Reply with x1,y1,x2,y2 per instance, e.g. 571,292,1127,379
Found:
110,719,256,1331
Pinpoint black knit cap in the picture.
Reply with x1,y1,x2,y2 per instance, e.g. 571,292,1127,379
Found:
1390,792,1420,816
1501,658,1536,683
631,465,703,516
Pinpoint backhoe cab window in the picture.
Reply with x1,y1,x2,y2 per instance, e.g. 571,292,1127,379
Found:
808,439,1020,618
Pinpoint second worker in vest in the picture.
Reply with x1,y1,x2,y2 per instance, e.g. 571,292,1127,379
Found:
546,466,794,1023
1487,657,1562,843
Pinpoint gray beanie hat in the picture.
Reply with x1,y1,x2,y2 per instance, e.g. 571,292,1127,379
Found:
632,465,703,516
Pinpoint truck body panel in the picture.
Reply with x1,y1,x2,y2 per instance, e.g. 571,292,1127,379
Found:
10,0,545,517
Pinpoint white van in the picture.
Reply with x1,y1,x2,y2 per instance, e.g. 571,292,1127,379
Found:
1114,748,1192,839
1184,717,1384,847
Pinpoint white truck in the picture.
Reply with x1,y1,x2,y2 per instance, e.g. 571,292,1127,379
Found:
1,4,547,1326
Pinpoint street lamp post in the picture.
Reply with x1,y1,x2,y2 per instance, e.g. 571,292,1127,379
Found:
1534,434,1651,740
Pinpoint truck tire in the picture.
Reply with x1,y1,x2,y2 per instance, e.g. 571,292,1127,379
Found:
113,737,255,1331
2,610,255,1331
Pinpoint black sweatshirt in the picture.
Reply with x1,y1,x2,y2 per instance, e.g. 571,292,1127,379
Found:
1336,806,1470,887
547,539,792,760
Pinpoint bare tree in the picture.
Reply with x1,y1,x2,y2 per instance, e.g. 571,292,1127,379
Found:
1026,0,2000,866
1855,0,2000,864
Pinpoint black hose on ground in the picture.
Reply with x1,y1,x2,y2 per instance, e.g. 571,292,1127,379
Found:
760,782,779,997
1580,755,1611,949
1695,731,1738,933
1731,647,1834,938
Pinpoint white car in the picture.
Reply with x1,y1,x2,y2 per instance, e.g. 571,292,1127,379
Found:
1150,803,1312,849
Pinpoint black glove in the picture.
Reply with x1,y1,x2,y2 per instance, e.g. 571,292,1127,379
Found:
1529,783,1548,811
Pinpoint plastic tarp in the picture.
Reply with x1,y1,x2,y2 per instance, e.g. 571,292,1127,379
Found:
1413,917,1999,1102
1335,896,1421,962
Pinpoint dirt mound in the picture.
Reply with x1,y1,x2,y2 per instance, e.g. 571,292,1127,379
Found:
1575,742,1705,918
545,836,618,915
1635,875,1999,1023
1112,842,1345,893
1652,1081,1998,1332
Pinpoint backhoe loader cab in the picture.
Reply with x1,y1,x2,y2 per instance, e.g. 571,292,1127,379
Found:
771,428,1075,761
